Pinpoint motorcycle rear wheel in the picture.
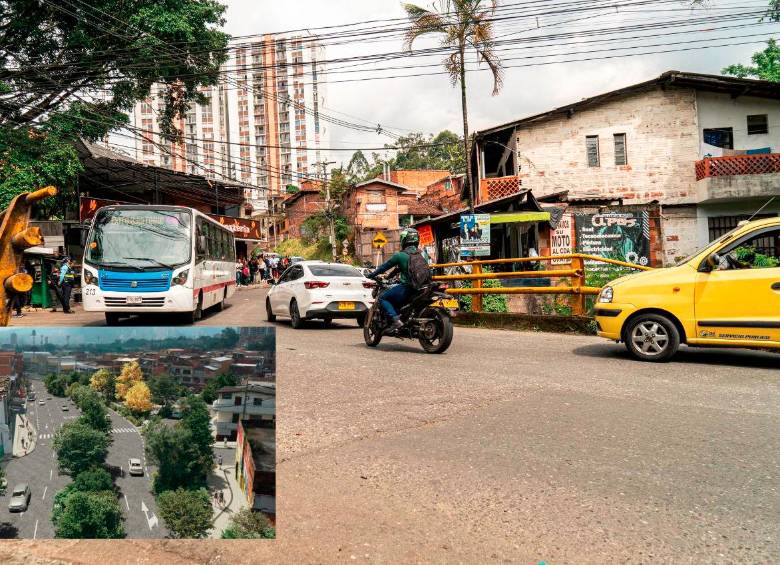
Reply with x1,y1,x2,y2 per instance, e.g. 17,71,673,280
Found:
363,312,383,347
418,309,453,354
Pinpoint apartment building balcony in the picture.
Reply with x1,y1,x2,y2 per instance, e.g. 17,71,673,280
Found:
695,153,780,203
478,175,523,203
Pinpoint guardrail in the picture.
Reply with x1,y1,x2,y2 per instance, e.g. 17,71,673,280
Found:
431,253,652,315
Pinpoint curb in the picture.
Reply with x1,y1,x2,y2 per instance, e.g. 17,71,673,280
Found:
453,312,596,335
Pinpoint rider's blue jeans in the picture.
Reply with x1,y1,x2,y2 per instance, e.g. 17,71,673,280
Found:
379,283,413,318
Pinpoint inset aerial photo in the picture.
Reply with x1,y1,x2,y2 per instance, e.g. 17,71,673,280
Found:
0,327,275,539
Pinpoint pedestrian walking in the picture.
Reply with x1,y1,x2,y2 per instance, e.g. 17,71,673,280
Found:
223,437,228,448
219,491,225,506
59,257,76,314
218,454,223,467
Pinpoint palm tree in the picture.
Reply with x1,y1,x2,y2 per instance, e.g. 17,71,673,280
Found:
403,1,503,211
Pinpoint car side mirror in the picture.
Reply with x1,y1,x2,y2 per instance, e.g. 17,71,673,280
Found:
705,252,720,271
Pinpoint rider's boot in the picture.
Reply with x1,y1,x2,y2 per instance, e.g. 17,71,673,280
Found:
389,315,403,331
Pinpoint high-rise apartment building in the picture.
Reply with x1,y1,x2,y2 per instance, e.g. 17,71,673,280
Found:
131,34,328,218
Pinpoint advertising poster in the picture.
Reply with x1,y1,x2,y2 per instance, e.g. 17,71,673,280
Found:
459,213,491,257
575,211,650,269
550,213,573,265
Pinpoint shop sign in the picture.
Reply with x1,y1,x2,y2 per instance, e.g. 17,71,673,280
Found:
459,214,491,257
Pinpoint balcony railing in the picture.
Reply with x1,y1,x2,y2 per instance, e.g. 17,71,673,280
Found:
695,153,780,181
478,176,522,203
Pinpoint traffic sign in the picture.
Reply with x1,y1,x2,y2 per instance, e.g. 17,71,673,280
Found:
372,232,388,248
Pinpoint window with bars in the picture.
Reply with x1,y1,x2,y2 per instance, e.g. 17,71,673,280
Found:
708,214,774,241
614,133,627,166
747,114,768,135
585,135,600,167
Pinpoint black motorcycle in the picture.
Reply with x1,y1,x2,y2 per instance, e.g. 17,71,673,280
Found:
363,277,456,354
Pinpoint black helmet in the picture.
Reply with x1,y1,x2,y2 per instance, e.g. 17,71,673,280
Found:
400,227,420,248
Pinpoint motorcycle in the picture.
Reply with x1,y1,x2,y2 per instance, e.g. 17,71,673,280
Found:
363,277,457,354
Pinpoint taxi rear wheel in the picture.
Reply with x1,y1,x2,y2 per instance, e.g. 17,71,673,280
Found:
624,313,680,362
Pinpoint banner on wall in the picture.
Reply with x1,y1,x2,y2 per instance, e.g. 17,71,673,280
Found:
550,213,573,265
459,214,491,257
574,211,650,269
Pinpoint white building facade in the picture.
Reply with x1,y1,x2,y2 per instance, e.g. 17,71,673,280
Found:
131,34,329,219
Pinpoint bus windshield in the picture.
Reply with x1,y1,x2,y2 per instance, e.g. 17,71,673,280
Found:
86,209,192,269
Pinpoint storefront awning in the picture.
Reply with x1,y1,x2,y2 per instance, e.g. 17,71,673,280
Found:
489,211,551,224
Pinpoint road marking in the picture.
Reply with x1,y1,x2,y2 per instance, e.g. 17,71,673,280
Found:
33,520,38,539
42,486,47,500
50,469,53,480
124,494,129,511
141,501,158,530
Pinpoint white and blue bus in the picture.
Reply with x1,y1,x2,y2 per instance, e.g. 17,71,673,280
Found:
81,205,237,324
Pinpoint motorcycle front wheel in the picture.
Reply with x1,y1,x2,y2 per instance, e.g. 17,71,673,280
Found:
363,310,383,347
418,308,454,354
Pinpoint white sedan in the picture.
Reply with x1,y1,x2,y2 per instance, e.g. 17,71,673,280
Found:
266,261,375,328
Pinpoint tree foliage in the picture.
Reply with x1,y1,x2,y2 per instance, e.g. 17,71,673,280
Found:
148,374,185,405
89,368,115,401
722,39,780,82
180,396,214,473
115,361,143,400
54,490,124,539
143,421,205,492
200,373,239,405
77,391,112,435
221,508,275,539
0,0,229,211
124,381,153,413
345,130,465,184
72,468,114,493
53,421,111,476
157,487,213,539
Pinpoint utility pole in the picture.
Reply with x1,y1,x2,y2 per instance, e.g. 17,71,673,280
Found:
316,160,337,262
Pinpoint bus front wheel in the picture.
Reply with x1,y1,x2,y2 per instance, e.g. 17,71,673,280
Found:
188,295,203,324
105,313,121,326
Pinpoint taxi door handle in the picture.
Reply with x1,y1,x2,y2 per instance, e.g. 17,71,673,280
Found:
772,282,780,291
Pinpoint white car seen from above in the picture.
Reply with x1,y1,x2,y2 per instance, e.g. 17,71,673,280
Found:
266,261,375,328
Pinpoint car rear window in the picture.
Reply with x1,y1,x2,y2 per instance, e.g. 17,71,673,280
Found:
308,265,362,277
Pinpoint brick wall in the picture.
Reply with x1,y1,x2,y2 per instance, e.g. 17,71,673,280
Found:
660,205,699,265
284,190,326,238
421,176,465,213
514,86,699,205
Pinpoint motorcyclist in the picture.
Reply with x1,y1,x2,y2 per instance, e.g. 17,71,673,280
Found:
366,228,421,331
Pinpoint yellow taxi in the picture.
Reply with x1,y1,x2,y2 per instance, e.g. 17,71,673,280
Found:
595,216,780,362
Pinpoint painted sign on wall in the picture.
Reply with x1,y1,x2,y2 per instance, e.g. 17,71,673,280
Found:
575,211,650,269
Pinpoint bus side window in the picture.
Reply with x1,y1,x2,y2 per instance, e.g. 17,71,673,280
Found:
196,219,206,262
220,229,228,260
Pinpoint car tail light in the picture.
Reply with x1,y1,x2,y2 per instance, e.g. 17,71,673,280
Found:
362,281,376,289
304,281,330,289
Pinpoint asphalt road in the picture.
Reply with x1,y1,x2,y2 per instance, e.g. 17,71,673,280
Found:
8,285,271,327
268,323,779,563
0,380,164,539
2,287,779,562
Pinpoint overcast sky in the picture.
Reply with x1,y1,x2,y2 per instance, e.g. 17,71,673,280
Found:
224,0,775,165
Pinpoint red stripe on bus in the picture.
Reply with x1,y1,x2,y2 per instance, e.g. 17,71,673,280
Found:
192,280,236,297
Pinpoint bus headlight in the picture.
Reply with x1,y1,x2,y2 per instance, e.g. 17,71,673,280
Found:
172,270,189,286
598,286,613,303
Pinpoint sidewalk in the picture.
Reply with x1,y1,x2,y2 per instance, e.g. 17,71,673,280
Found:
8,303,92,327
207,461,246,538
12,413,37,457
